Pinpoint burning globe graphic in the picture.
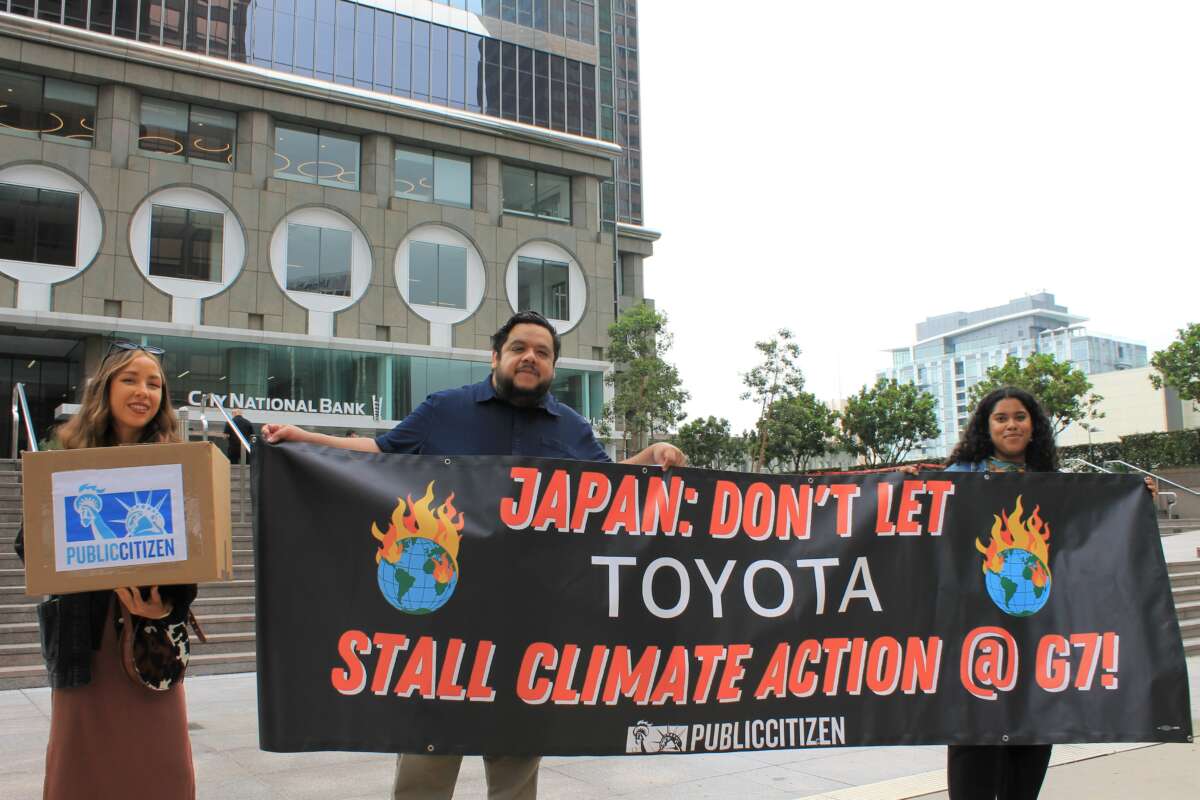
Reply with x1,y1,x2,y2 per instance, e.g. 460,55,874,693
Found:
372,482,464,615
976,496,1052,617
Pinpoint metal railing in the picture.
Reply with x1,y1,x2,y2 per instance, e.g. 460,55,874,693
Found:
1061,457,1111,473
10,383,38,459
1103,460,1200,497
207,394,253,459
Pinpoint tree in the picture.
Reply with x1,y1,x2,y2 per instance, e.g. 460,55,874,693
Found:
1150,322,1200,408
968,353,1103,437
599,303,689,458
759,393,840,473
675,416,746,470
839,378,939,467
741,329,805,472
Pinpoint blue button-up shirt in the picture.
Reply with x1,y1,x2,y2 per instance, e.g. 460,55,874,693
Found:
375,377,611,461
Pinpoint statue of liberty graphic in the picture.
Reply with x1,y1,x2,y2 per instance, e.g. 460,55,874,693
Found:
72,484,170,539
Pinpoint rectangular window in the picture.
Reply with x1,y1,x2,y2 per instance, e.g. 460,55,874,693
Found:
149,204,224,282
395,146,471,208
517,256,569,320
409,241,467,309
465,33,483,113
0,71,97,147
549,55,566,131
430,24,448,104
503,165,570,222
535,171,570,221
500,42,517,121
412,19,430,101
517,46,534,125
483,38,501,117
373,8,392,93
534,51,550,128
140,97,237,167
287,223,351,296
0,182,80,267
274,124,359,190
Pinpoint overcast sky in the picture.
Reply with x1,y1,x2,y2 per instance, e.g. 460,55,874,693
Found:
637,1,1200,433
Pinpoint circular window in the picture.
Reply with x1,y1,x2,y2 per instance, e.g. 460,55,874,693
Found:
394,224,486,325
504,241,587,334
129,186,246,299
268,206,372,312
0,163,102,283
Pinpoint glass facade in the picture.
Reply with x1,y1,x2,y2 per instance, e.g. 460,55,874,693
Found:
408,241,467,309
0,182,79,266
139,96,236,166
111,332,605,423
0,69,96,146
286,224,351,296
394,146,471,207
464,0,594,44
11,1,601,141
149,204,223,281
274,124,360,190
502,165,570,222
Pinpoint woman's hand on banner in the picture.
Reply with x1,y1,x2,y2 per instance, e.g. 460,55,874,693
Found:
115,586,172,620
623,442,687,468
261,424,307,444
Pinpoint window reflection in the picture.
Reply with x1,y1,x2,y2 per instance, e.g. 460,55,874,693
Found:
408,241,466,309
0,71,96,147
517,256,569,320
140,97,236,166
0,183,80,267
149,205,224,282
274,124,359,190
503,165,570,222
286,223,351,296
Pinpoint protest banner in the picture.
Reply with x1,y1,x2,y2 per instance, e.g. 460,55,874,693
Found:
253,443,1192,755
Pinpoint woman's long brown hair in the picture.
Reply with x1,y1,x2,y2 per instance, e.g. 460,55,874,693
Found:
55,348,182,449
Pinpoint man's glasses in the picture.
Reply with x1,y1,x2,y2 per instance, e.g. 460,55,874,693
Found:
105,340,166,360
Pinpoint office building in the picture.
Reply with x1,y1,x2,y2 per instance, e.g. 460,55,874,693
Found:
0,0,655,453
881,293,1148,458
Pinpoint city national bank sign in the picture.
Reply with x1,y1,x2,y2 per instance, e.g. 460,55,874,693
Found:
187,391,368,416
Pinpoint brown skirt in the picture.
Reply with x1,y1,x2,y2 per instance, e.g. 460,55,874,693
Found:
44,597,195,800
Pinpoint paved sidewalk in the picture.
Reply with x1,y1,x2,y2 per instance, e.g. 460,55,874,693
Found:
1,533,1196,799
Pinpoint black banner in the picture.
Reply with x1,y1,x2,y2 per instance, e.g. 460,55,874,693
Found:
253,443,1192,755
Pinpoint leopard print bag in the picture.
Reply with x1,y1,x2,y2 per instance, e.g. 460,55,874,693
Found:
114,591,206,691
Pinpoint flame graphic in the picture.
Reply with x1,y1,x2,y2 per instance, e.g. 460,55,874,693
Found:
372,481,465,574
975,495,1051,582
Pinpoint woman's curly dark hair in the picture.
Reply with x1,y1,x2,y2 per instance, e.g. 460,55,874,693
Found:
947,386,1057,472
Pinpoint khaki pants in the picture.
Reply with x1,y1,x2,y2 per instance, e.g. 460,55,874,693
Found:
391,753,540,800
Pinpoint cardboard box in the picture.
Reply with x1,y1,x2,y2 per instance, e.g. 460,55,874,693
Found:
22,442,233,595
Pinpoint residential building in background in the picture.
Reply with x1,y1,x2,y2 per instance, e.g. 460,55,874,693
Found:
881,293,1148,458
0,0,657,455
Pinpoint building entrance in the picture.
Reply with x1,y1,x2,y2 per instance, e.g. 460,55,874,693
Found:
0,334,85,456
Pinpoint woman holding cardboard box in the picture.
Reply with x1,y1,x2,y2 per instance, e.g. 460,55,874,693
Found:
16,341,197,799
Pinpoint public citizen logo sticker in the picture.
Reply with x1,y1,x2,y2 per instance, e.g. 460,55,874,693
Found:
51,464,188,572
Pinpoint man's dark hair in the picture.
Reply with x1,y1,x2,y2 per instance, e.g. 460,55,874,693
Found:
947,386,1058,472
492,311,561,361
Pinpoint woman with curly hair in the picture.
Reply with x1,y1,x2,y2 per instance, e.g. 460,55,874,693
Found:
16,341,196,799
942,386,1056,799
939,385,1153,799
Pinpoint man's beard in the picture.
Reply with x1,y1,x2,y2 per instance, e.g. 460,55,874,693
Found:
493,369,552,407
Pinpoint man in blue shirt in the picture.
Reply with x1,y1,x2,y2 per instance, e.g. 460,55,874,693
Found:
262,310,684,799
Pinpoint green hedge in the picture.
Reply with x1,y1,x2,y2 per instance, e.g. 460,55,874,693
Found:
1058,429,1200,470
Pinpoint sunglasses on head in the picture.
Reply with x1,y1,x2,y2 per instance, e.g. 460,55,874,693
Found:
105,340,166,360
